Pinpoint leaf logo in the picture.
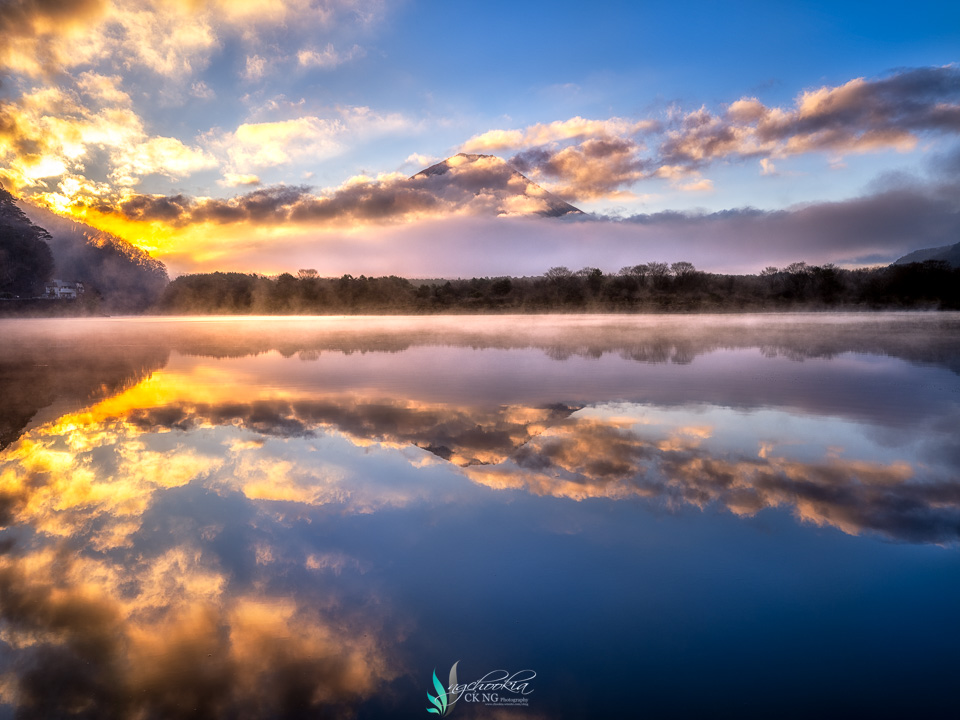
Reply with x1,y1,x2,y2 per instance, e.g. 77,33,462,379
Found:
426,661,459,716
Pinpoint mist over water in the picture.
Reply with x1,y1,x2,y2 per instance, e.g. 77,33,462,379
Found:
0,314,958,718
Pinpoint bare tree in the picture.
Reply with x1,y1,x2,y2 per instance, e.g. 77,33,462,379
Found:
647,262,670,278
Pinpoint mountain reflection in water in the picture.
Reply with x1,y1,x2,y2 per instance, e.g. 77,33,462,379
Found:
0,314,958,719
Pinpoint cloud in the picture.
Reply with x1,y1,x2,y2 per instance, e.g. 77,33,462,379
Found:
190,80,216,99
461,119,654,199
511,137,647,199
0,84,219,193
208,107,410,175
455,67,960,200
404,152,439,167
297,43,365,69
0,1,223,79
337,105,411,136
462,116,655,153
216,117,345,169
660,65,960,167
109,2,218,78
0,86,145,190
111,136,218,186
98,153,583,230
220,172,262,187
0,0,110,76
0,0,386,79
0,0,405,209
242,53,270,81
56,169,956,278
676,177,713,192
76,71,132,106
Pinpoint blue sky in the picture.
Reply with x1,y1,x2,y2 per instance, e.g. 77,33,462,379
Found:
1,0,958,274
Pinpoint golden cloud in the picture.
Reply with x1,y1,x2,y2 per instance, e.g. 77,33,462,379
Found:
0,82,220,194
0,0,382,79
220,172,262,187
462,116,655,152
512,137,647,200
460,67,960,200
660,67,960,166
111,136,218,186
219,117,345,168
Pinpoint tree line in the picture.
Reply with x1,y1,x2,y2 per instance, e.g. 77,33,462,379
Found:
155,260,960,314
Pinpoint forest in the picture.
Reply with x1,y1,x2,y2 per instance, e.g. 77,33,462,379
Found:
156,260,960,314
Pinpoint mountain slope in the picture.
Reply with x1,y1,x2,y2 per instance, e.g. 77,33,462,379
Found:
0,184,54,297
411,153,583,218
894,241,960,268
17,200,169,311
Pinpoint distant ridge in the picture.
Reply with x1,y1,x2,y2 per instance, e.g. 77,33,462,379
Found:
894,241,960,268
411,153,583,218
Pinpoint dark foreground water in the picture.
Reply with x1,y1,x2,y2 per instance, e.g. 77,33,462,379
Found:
0,314,958,719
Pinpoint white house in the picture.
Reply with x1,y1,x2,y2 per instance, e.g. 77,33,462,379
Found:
44,280,85,300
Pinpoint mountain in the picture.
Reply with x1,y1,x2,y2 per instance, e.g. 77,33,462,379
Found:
0,183,54,297
17,199,169,311
411,153,583,218
894,241,960,268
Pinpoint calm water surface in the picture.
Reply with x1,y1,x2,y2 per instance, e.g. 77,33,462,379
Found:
0,314,958,719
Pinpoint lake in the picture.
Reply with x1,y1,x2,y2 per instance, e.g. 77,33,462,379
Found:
1,314,958,719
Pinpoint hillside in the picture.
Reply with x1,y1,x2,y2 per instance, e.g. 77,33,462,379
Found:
0,184,54,297
894,241,960,268
17,200,169,311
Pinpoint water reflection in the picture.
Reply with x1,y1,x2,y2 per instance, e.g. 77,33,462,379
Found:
0,545,392,718
0,314,958,718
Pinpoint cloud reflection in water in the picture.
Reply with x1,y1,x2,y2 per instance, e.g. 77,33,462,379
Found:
0,314,959,717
